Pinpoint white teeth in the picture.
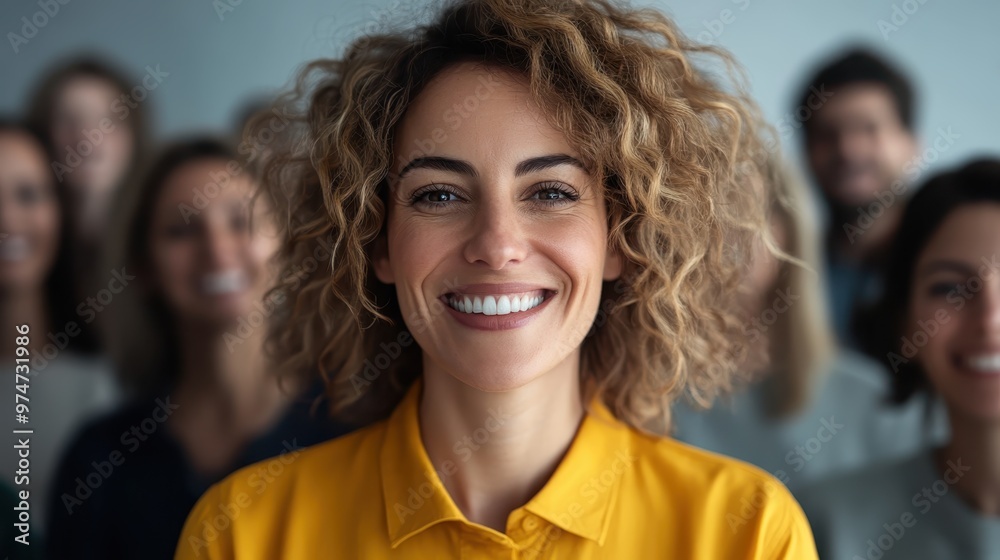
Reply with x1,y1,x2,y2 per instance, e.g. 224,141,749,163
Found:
0,235,30,262
201,269,248,295
483,295,497,316
966,354,1000,373
447,292,547,316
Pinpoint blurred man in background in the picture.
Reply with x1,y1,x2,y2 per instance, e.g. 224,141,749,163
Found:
798,48,919,347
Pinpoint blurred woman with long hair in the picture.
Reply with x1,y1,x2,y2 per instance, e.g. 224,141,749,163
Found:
27,56,151,303
46,137,352,560
671,157,945,492
0,119,118,542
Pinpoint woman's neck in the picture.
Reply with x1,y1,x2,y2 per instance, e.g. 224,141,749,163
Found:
419,354,585,532
938,409,1000,516
0,287,51,357
170,318,293,438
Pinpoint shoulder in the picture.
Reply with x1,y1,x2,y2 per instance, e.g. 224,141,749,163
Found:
176,420,389,558
823,349,892,393
211,418,384,499
798,452,928,517
58,400,153,459
797,452,932,558
631,430,789,494
624,431,816,557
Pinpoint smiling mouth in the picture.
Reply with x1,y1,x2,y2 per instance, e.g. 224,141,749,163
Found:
443,289,552,316
0,235,30,262
200,269,249,296
960,353,1000,375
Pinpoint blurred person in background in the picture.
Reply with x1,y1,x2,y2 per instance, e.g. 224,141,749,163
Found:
800,159,1000,559
798,48,919,348
671,157,943,493
26,56,150,302
0,120,119,542
45,138,353,560
175,0,818,558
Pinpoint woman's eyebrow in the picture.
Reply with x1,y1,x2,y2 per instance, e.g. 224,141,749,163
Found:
514,154,588,176
919,259,977,277
395,153,588,179
398,156,477,179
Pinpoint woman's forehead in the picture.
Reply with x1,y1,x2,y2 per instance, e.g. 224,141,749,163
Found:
392,64,580,176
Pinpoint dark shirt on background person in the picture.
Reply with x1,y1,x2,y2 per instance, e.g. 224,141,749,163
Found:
44,382,354,560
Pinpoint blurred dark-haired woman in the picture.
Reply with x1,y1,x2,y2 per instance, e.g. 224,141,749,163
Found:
45,137,353,560
26,56,151,306
799,158,1000,559
0,120,119,545
672,158,944,494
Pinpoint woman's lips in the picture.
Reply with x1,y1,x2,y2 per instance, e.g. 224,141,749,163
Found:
439,288,554,331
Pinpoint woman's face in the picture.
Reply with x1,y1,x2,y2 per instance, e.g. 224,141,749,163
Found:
148,158,279,327
910,204,1000,420
50,75,135,201
375,63,622,392
0,131,61,291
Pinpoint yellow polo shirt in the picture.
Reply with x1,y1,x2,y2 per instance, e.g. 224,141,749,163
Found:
175,381,817,559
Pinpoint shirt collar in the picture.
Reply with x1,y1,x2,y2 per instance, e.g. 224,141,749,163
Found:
380,378,633,547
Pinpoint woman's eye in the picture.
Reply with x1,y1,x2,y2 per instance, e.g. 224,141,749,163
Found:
229,213,249,232
165,223,197,238
411,188,461,207
15,183,44,205
423,191,457,203
531,184,579,205
928,282,961,297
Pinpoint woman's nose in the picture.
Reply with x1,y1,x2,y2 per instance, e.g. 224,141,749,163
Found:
461,196,528,270
202,217,246,268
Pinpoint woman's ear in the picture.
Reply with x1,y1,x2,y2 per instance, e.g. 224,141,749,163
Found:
372,233,394,284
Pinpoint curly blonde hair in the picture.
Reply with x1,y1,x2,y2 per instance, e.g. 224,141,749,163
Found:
251,0,776,431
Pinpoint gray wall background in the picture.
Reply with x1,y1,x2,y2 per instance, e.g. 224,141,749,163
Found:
2,0,998,171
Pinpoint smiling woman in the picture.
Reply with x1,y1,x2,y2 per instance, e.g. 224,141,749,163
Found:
174,0,817,558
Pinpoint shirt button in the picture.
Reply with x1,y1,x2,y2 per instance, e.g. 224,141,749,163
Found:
522,514,540,531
